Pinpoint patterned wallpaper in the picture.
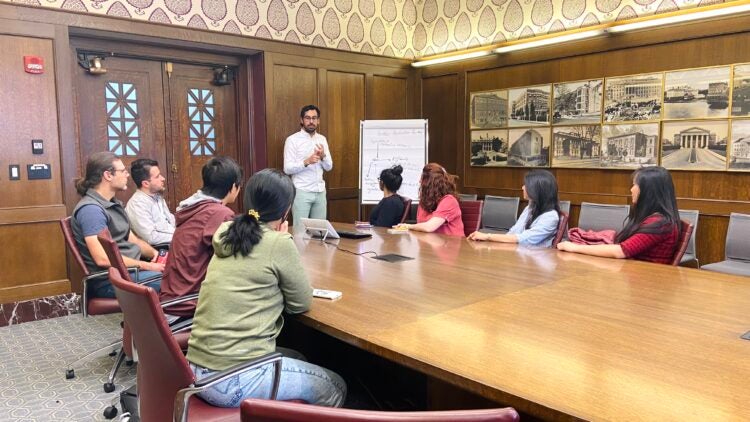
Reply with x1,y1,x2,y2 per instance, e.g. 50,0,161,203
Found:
3,0,730,58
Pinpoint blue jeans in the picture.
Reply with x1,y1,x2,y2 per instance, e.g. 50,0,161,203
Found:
190,351,346,408
292,190,327,231
88,270,162,298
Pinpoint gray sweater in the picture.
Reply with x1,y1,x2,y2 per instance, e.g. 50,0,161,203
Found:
186,222,312,370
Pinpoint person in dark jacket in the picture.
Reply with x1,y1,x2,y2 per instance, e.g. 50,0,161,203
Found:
369,165,406,227
159,156,242,316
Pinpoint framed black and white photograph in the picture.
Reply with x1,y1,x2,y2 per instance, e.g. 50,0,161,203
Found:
663,66,730,120
661,120,728,171
551,125,602,168
552,79,603,124
508,85,551,127
507,127,550,167
601,123,659,168
470,129,509,167
731,64,750,117
729,119,750,171
604,73,663,122
469,90,508,129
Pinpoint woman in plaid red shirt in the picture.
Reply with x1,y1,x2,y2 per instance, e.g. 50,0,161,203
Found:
557,167,681,265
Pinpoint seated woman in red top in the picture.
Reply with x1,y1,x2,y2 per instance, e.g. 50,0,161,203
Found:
556,166,681,264
395,163,464,236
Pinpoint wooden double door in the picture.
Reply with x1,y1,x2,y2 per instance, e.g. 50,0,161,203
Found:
74,53,239,209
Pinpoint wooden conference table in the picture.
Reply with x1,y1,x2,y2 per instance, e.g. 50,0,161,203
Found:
291,224,750,421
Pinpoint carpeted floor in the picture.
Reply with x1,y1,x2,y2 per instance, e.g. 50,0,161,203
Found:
0,313,135,421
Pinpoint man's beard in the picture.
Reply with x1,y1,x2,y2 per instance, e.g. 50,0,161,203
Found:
304,124,317,134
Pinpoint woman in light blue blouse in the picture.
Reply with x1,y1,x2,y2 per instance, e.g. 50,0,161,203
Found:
468,169,560,248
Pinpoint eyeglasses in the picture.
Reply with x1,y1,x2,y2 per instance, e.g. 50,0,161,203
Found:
109,167,129,175
302,116,319,121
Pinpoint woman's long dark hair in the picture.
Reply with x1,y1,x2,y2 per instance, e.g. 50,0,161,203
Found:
523,170,560,229
615,166,681,243
220,168,295,257
419,163,457,213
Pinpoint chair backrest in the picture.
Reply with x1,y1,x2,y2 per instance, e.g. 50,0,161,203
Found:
400,197,413,224
459,200,484,237
678,209,699,259
60,217,91,276
97,229,130,280
482,196,520,231
670,220,694,266
577,202,630,232
457,193,478,201
108,267,195,422
240,399,519,422
552,212,569,247
559,200,571,215
405,202,419,224
726,212,750,261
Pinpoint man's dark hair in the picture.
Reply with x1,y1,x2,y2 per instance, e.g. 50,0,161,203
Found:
300,105,321,118
74,151,118,196
131,158,159,189
201,156,243,199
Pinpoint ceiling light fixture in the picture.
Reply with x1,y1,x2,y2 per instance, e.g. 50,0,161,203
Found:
609,2,750,33
411,50,492,68
494,29,605,54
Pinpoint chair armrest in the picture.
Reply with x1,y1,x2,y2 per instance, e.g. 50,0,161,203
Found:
153,242,170,250
81,271,111,317
159,293,199,309
133,272,162,285
173,352,283,422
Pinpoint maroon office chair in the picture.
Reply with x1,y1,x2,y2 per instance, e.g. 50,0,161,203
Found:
240,399,520,422
459,200,484,237
551,212,569,248
400,197,413,224
97,229,194,394
670,220,694,267
108,267,284,422
60,217,122,382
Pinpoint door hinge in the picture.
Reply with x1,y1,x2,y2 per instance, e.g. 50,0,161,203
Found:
171,163,178,173
165,62,173,78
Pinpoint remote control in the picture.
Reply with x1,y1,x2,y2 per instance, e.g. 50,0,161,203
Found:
313,289,342,300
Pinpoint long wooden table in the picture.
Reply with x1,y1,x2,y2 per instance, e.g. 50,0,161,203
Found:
292,225,750,421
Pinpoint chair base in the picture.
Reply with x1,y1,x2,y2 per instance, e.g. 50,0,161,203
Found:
65,339,123,379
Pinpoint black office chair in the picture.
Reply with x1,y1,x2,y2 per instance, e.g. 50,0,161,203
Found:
480,195,519,234
577,202,630,232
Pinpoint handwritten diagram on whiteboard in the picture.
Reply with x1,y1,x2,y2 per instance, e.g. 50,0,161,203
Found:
359,120,428,204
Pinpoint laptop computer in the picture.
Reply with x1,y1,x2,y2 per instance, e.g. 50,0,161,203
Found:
300,218,372,240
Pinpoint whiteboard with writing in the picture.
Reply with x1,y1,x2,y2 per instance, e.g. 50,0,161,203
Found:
359,119,428,204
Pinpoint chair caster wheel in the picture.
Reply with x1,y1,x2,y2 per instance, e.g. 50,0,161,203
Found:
103,382,115,393
103,406,118,419
125,359,134,367
65,369,75,379
109,350,118,357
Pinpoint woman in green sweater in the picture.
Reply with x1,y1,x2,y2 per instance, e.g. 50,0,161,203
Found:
186,168,346,407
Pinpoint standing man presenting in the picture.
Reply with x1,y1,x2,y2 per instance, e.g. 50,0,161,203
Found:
284,105,333,229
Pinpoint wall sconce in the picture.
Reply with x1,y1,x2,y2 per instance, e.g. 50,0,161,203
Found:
212,66,233,86
77,53,108,75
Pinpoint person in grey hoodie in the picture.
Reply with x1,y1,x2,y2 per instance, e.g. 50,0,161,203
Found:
159,156,242,317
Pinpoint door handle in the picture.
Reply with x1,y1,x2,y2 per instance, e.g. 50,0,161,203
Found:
171,163,178,173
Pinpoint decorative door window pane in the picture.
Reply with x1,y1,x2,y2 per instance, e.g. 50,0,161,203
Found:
188,89,217,156
105,82,141,156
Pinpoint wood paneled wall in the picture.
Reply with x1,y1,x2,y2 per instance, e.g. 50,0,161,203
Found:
0,32,69,302
0,2,415,302
421,16,750,265
263,53,415,223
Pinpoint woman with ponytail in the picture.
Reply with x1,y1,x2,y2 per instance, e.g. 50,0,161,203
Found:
369,165,406,227
187,168,346,408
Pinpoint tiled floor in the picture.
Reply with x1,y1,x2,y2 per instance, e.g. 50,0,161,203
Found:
0,314,135,421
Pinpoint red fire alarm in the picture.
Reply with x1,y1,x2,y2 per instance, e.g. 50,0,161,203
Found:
24,56,44,74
